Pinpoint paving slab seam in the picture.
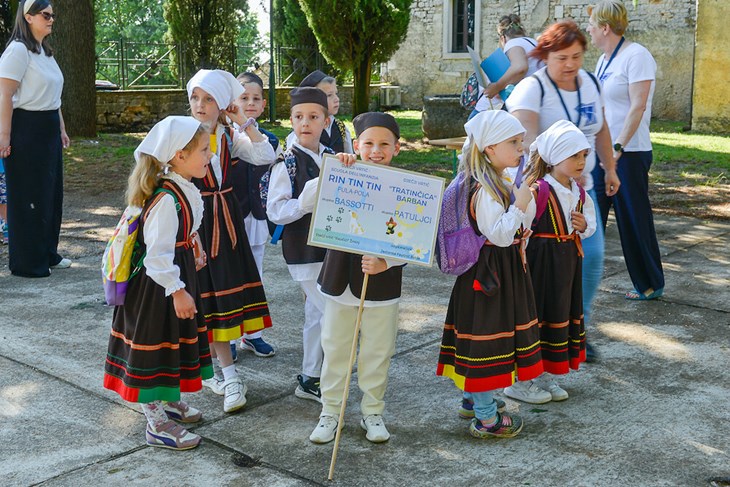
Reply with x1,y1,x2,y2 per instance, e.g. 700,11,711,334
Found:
3,347,324,487
597,290,730,315
195,436,326,486
0,353,128,409
31,446,147,487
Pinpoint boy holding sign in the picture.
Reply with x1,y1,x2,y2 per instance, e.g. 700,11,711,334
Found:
266,87,334,403
309,112,405,444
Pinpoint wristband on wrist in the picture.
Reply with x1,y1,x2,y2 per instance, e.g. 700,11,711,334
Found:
613,142,624,153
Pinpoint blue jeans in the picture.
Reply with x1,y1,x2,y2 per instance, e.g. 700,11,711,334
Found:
463,391,497,421
581,189,604,331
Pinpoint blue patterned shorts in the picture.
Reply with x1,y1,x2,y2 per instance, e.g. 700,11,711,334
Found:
0,171,6,205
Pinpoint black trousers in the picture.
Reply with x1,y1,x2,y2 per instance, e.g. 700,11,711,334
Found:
5,109,63,277
592,151,665,294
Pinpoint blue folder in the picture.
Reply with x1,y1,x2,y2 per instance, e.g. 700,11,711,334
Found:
480,48,512,100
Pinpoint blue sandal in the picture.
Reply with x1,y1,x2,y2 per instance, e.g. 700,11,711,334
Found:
625,288,663,301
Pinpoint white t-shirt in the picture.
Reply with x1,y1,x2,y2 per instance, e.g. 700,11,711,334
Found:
506,67,605,191
504,37,543,78
0,41,63,111
595,42,655,152
475,37,542,112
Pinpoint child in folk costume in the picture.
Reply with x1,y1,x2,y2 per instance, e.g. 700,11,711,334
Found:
505,120,596,403
104,116,213,450
229,71,281,359
309,112,405,445
266,87,334,402
285,70,353,154
186,69,276,413
436,110,543,439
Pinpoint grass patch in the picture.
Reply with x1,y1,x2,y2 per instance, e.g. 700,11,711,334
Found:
649,120,730,186
62,112,730,219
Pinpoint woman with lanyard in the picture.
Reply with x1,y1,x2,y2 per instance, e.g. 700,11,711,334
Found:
588,0,664,301
506,20,620,375
0,0,70,278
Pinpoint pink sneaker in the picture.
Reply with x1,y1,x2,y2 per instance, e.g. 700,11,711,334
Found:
164,401,202,423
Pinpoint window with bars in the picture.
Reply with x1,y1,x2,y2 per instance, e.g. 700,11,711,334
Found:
451,0,475,53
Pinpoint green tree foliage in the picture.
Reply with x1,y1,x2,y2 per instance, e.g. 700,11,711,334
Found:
271,0,332,85
95,0,167,42
272,0,316,48
163,0,260,77
299,0,412,116
0,0,15,48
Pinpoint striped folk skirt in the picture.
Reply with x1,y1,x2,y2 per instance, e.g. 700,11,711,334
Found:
527,236,586,373
104,246,213,403
437,244,543,392
196,190,272,342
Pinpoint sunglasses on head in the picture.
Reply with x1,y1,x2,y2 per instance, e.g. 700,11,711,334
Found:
37,12,57,21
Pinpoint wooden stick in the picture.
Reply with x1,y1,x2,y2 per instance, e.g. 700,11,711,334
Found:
328,273,370,481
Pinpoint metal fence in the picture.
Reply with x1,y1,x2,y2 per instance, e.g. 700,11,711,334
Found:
96,40,379,90
95,40,261,90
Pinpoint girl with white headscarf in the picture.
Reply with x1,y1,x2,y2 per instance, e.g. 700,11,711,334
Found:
104,116,213,451
185,69,276,414
509,120,597,403
437,110,542,439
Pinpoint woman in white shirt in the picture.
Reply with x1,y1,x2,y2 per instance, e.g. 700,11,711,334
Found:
0,0,70,278
587,0,664,301
507,20,621,367
471,15,542,118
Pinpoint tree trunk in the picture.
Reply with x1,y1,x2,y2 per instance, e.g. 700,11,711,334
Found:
352,54,372,117
52,0,96,137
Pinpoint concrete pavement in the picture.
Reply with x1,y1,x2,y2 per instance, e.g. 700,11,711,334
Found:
1,190,728,486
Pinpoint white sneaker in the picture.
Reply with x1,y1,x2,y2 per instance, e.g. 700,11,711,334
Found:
309,414,339,444
202,374,225,396
533,376,569,401
360,414,390,443
51,258,72,269
223,376,247,413
503,380,552,404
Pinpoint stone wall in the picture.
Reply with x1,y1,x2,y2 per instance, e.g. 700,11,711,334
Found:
96,86,382,133
386,0,696,121
692,0,730,133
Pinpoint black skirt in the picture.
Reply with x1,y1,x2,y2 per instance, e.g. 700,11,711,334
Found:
104,181,213,403
193,130,272,342
527,183,586,373
437,241,544,392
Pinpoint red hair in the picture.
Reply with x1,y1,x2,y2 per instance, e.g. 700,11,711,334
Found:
530,20,587,61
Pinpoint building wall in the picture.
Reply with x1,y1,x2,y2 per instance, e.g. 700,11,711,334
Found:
386,0,696,121
692,0,730,133
96,86,380,133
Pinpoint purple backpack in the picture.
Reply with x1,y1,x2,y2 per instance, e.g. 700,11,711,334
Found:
436,172,487,275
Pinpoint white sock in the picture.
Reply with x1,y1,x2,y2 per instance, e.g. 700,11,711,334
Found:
222,364,237,382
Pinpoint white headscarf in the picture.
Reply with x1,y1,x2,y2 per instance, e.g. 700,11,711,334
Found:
530,120,591,166
134,116,202,164
23,0,34,15
186,69,244,110
463,110,526,153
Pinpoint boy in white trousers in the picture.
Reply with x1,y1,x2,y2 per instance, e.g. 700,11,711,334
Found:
266,87,333,402
309,112,405,444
